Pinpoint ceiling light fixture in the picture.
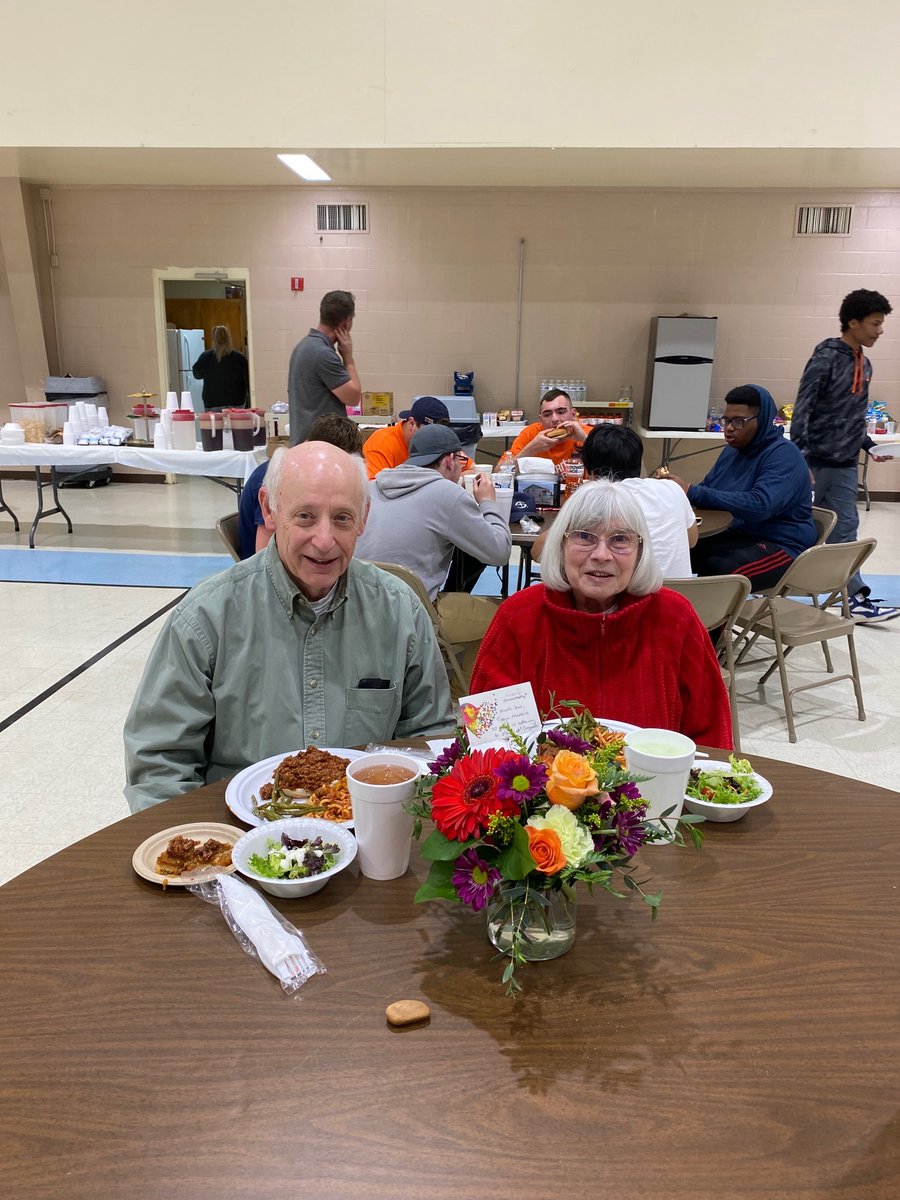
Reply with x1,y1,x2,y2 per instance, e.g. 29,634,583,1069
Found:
277,154,331,182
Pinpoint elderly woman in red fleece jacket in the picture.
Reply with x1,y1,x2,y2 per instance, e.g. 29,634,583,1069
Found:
470,481,733,749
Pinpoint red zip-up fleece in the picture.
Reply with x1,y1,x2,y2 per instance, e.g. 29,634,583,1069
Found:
470,585,733,750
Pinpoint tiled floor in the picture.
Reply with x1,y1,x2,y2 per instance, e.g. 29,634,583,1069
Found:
0,471,897,884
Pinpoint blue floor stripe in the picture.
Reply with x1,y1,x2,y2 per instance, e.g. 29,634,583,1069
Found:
0,549,232,588
2,546,896,602
864,575,900,605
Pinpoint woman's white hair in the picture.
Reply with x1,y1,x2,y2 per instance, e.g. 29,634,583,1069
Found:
539,480,663,596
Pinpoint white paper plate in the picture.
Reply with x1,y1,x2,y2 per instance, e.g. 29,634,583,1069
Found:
542,717,639,735
225,748,364,828
425,718,638,763
132,822,242,886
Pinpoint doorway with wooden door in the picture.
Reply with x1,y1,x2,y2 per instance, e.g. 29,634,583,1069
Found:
153,268,254,412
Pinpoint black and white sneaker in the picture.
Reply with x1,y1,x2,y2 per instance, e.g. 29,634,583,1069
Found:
848,596,900,623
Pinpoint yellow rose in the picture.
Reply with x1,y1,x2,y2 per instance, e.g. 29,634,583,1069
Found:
545,750,599,811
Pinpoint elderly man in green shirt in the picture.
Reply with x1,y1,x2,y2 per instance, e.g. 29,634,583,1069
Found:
124,442,454,812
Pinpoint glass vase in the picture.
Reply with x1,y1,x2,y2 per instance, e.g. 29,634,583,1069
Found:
486,882,577,961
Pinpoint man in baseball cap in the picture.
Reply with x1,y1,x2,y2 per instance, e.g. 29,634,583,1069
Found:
362,395,452,479
358,424,509,598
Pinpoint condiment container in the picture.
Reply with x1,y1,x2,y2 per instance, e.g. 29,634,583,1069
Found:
1,422,26,445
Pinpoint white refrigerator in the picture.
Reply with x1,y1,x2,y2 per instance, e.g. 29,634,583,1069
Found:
166,328,206,411
644,316,717,430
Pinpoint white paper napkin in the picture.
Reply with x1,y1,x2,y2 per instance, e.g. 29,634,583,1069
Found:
217,874,319,985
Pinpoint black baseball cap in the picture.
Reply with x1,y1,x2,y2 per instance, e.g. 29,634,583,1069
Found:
398,396,450,424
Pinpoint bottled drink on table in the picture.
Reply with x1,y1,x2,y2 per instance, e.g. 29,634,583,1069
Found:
561,455,584,500
496,450,517,483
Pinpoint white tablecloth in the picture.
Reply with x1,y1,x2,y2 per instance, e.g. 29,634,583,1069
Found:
0,443,262,484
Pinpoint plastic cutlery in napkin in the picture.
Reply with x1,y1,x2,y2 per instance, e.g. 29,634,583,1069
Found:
190,874,325,994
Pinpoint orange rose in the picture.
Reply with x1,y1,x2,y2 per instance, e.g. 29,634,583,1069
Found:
526,826,566,875
545,749,600,811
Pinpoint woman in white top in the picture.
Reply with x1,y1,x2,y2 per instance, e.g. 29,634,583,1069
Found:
532,425,697,577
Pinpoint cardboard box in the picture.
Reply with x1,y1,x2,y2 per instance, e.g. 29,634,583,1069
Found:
362,391,394,416
266,435,290,458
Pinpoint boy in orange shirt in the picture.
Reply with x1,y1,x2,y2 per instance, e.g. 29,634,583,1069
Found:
363,396,451,479
510,388,591,466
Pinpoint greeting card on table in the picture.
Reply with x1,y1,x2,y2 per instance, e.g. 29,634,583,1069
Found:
458,683,542,750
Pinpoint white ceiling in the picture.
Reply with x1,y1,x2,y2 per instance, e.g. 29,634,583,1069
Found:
5,146,900,190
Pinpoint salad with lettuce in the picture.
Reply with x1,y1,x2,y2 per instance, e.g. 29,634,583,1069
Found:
248,833,340,880
686,755,763,805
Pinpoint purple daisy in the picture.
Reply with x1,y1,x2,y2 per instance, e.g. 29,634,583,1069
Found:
613,808,647,857
611,781,642,804
495,754,548,802
546,728,593,755
451,848,501,911
428,738,464,776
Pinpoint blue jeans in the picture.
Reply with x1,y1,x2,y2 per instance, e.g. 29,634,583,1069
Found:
811,463,866,597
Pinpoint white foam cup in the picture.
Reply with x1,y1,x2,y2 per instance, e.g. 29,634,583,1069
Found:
491,488,514,522
180,390,195,412
623,728,695,843
346,752,422,880
166,391,179,411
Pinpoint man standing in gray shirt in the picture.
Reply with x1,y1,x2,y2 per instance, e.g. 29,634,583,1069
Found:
287,290,362,444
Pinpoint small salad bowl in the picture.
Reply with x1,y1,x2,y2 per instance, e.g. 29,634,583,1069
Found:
683,760,773,824
232,817,358,898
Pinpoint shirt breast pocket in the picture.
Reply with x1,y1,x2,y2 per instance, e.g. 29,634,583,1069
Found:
344,685,400,746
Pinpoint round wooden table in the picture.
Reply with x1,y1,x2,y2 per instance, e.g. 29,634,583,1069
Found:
1,752,898,1199
693,506,733,538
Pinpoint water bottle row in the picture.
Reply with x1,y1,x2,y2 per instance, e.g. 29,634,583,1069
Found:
540,379,588,405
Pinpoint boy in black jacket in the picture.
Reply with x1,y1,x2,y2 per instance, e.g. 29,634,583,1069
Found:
791,288,898,622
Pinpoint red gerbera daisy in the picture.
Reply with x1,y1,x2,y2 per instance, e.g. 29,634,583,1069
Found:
430,748,522,842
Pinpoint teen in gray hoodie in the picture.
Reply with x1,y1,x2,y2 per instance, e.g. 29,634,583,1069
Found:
355,424,511,599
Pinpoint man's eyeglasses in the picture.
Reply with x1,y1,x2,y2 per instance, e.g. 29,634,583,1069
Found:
564,529,641,554
722,415,758,430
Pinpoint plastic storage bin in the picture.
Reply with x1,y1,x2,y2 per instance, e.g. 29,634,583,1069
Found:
9,403,70,442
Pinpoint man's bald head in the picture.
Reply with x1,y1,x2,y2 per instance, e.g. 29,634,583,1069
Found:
265,442,369,518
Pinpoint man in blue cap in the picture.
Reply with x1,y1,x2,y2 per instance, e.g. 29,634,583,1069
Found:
362,396,457,479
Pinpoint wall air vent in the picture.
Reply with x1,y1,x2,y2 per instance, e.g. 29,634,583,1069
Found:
794,205,853,237
316,203,368,233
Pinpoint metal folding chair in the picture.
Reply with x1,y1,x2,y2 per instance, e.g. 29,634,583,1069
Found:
663,574,751,751
732,538,876,742
215,512,242,562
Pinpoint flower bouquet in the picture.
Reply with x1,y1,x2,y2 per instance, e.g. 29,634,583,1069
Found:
410,703,703,993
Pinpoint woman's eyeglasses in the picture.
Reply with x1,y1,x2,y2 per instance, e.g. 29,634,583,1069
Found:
722,415,757,430
564,530,641,554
